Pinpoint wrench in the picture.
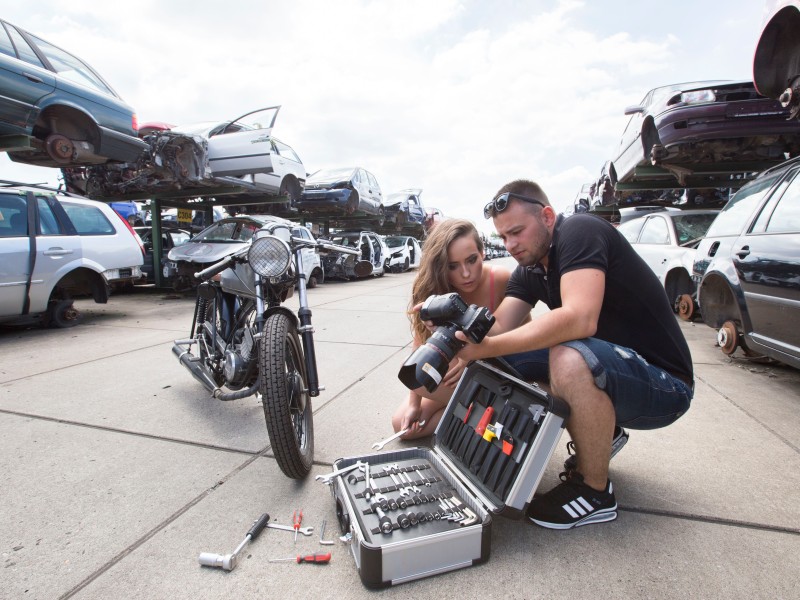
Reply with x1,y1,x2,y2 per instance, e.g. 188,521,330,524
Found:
266,522,314,536
315,461,365,484
371,420,426,451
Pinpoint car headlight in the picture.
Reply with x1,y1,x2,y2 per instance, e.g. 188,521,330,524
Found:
680,90,715,104
248,235,291,277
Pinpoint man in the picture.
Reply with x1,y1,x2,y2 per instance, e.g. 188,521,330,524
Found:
456,179,693,529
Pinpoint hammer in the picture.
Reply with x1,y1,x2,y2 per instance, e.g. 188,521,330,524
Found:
198,513,270,571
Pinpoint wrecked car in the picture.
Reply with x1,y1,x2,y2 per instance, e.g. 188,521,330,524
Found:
384,188,426,234
693,155,800,369
0,18,147,168
606,80,800,193
754,1,800,120
296,167,385,224
61,106,306,208
320,230,389,279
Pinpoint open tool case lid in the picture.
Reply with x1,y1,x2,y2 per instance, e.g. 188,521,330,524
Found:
432,359,570,519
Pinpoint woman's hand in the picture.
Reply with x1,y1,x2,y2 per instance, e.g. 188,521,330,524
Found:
399,397,423,434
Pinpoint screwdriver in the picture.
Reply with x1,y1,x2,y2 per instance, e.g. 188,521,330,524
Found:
292,509,303,543
269,552,332,564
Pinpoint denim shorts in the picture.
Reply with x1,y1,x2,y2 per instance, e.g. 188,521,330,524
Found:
501,338,693,430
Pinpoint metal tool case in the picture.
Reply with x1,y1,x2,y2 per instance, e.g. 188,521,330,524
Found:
329,360,570,588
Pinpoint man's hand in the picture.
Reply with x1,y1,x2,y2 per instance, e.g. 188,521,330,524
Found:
454,330,488,363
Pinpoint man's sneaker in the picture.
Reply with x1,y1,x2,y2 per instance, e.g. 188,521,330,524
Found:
527,471,617,529
563,425,629,472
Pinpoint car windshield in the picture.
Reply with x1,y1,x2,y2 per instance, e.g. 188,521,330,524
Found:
384,236,405,248
705,175,780,237
192,220,260,242
308,168,354,183
672,213,718,245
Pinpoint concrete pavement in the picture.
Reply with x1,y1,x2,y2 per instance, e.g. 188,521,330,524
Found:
1,257,799,599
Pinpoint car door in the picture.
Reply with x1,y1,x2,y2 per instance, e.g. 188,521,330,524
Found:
365,170,383,210
630,214,675,282
0,22,56,133
735,168,800,355
0,192,82,318
206,106,280,177
406,192,425,224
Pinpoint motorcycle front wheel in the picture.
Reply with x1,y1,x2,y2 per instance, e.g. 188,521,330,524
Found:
259,312,314,479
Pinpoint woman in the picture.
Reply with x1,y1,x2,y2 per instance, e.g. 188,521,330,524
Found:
392,219,520,439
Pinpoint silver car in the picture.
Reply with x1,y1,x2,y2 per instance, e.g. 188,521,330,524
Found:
163,215,323,291
0,184,145,327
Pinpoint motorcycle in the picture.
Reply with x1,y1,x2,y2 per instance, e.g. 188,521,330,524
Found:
172,218,369,478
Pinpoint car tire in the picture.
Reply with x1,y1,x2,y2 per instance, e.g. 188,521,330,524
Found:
46,299,81,328
403,257,410,271
346,193,359,215
375,206,386,227
308,268,323,288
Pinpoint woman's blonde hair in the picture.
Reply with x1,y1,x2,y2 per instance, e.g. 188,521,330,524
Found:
410,219,484,343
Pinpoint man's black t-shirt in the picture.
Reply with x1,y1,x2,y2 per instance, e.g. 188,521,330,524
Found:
505,214,693,385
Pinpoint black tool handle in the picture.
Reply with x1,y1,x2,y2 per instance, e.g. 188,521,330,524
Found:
247,513,271,540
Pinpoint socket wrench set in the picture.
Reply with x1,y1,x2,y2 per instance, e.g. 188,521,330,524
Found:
327,360,570,588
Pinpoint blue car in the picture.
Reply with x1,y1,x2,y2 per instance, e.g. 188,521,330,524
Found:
384,188,426,233
0,19,147,168
296,166,385,223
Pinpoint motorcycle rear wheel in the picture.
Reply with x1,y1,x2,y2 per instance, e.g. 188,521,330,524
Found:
259,312,314,479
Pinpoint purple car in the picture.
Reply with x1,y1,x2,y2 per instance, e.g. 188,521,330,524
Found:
607,80,800,194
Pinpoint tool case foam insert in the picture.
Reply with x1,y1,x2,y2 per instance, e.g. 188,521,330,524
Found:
330,359,570,588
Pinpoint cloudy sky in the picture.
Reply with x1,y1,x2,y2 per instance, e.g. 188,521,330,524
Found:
1,0,768,234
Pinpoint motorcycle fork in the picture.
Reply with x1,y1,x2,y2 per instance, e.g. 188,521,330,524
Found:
293,247,321,397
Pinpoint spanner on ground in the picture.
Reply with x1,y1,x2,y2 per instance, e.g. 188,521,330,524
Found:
371,420,426,451
266,522,314,536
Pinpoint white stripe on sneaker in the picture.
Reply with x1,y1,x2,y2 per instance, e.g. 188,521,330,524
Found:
563,497,594,518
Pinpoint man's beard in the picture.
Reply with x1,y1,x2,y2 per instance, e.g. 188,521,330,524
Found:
515,220,551,267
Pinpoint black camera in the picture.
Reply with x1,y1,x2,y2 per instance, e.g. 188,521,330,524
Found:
398,293,495,393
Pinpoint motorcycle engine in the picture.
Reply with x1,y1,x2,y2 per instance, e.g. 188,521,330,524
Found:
223,328,257,389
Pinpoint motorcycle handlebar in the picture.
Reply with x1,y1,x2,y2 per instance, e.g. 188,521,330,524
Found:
194,253,240,281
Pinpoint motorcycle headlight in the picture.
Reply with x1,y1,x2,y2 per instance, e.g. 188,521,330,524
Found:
248,235,291,278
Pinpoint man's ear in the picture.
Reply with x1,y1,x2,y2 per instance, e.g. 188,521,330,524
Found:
542,205,557,227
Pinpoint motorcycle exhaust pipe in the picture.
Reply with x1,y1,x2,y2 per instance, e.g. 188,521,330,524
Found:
172,341,219,394
172,340,260,402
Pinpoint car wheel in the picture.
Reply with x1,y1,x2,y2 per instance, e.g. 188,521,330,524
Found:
346,192,359,215
46,299,81,328
403,257,410,271
717,320,740,355
375,206,386,227
308,268,323,288
675,293,696,321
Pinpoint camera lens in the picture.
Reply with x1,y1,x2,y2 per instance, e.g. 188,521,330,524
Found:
398,325,462,393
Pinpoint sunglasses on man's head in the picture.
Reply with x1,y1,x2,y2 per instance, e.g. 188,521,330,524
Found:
484,192,545,219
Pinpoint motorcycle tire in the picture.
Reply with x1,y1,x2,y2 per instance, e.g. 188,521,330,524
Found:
259,312,314,479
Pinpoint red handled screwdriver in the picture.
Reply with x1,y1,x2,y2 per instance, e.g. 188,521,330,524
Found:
292,509,303,543
269,552,332,564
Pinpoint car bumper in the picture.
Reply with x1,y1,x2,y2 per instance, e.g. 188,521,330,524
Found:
656,100,799,147
296,189,352,211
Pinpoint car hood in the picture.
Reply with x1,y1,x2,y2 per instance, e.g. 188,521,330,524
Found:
167,240,247,263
